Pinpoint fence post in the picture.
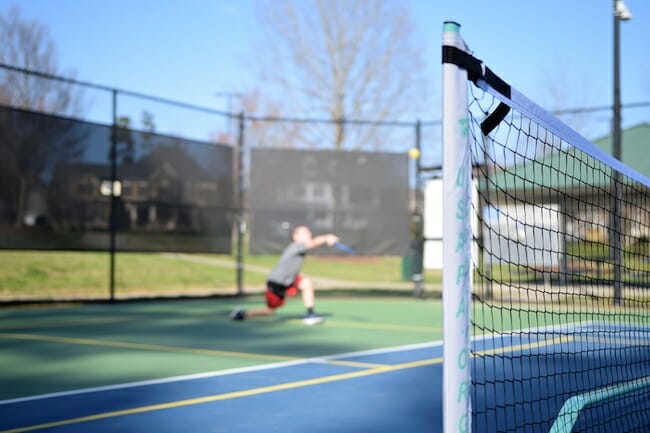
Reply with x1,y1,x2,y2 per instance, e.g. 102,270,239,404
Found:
109,89,117,301
236,111,246,296
412,119,424,297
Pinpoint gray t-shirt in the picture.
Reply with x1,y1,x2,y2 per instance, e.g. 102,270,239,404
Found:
267,241,308,286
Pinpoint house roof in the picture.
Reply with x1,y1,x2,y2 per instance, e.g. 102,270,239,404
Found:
130,145,213,182
592,123,650,178
487,123,650,195
52,145,215,183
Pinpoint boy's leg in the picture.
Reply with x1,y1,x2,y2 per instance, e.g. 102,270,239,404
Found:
230,288,281,320
298,277,324,324
298,277,315,310
230,304,274,320
245,307,274,318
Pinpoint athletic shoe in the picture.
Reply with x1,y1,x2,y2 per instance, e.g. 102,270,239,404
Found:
303,312,324,325
230,306,246,321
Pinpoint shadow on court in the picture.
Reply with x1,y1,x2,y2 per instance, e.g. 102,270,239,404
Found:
0,296,444,432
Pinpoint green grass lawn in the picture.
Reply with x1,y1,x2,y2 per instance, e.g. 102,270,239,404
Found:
0,251,442,300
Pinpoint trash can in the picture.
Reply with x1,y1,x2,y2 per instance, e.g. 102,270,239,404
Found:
402,238,424,281
401,254,414,281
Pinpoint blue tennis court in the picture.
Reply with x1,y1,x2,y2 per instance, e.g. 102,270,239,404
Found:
1,342,443,433
3,317,649,433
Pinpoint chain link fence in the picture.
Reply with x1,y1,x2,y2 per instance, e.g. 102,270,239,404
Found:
5,64,643,302
0,64,440,302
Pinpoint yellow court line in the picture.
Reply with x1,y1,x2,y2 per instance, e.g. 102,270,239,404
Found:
0,358,442,433
0,317,133,331
0,337,571,433
574,336,650,347
0,331,385,369
287,319,440,333
474,336,574,357
0,333,296,362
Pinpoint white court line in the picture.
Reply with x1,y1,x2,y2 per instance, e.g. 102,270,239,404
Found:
3,321,619,407
0,340,444,406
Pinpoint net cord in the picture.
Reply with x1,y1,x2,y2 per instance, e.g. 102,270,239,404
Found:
444,41,650,188
475,78,650,188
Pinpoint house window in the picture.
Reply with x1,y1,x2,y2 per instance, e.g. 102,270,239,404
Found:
99,180,122,197
122,184,133,198
138,184,148,198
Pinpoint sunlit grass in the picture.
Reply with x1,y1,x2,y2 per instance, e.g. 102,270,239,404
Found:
0,251,441,299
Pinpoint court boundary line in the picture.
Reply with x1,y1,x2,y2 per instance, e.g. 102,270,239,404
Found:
0,332,298,362
0,320,602,407
0,340,444,406
0,336,572,433
0,317,134,330
0,320,597,407
0,358,442,433
320,359,388,368
285,318,440,333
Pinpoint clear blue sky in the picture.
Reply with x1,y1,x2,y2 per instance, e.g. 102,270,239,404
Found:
3,0,650,142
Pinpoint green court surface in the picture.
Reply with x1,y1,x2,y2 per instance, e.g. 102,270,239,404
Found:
0,296,443,401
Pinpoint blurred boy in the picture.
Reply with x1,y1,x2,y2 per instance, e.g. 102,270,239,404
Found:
230,225,339,325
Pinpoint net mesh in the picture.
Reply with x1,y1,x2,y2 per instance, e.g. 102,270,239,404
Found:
467,84,650,432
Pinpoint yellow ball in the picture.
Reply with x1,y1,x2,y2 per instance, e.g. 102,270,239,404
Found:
408,147,420,159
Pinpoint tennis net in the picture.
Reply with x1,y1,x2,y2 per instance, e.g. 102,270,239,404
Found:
442,22,650,433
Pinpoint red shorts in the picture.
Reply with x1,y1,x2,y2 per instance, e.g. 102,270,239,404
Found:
265,275,303,309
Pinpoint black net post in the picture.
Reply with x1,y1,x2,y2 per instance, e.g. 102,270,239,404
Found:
109,89,118,302
610,174,623,305
611,1,624,305
235,111,246,296
412,119,424,297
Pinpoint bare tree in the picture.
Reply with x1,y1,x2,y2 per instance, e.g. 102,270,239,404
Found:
539,65,596,138
251,0,429,150
0,7,85,227
241,90,304,148
0,7,83,114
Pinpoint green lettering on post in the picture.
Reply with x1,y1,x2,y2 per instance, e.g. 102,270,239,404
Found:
458,412,469,433
456,166,466,187
455,228,469,252
457,347,469,369
457,380,469,403
458,118,469,137
456,297,466,318
456,199,467,219
456,264,468,286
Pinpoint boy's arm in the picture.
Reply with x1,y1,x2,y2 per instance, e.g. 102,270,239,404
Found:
304,234,339,250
